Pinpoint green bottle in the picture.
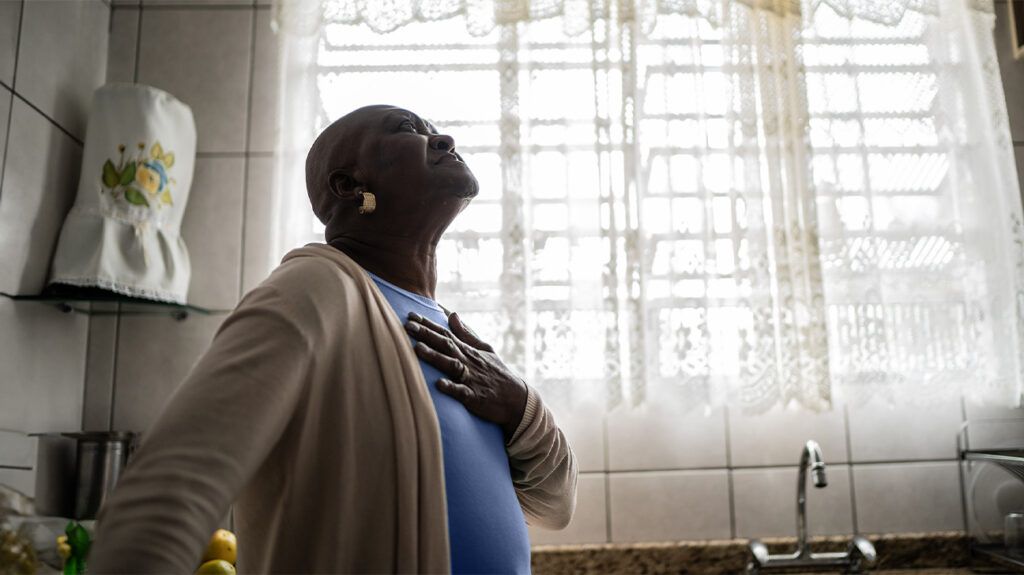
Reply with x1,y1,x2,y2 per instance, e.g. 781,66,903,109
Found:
63,522,90,575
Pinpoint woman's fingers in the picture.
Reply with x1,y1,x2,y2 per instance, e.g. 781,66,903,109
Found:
448,313,494,352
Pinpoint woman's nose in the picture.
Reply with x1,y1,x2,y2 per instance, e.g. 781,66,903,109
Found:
430,134,456,152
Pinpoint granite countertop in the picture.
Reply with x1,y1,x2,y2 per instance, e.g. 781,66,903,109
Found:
529,532,1008,574
868,564,970,568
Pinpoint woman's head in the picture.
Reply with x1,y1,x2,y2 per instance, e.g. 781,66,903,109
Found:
306,105,479,242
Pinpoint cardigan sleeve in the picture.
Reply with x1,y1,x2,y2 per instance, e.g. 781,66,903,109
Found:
88,284,314,574
505,386,579,530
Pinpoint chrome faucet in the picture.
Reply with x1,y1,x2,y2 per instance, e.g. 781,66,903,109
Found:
746,440,877,574
797,439,828,557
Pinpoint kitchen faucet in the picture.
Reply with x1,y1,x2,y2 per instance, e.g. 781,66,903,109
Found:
746,440,877,574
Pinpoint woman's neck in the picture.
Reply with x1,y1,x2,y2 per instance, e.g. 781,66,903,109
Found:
328,235,438,299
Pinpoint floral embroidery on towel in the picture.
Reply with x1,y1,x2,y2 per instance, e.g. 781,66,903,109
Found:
100,141,176,209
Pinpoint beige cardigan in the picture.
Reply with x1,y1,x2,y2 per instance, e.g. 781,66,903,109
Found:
88,244,577,574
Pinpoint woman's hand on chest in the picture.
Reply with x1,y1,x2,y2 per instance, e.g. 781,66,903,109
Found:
404,311,528,442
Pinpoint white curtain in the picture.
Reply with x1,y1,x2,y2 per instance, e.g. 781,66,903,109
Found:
270,0,1024,412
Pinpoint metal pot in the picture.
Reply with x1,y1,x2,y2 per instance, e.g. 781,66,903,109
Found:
32,432,137,519
65,432,137,520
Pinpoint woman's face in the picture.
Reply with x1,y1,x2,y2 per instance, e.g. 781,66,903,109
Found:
358,107,479,209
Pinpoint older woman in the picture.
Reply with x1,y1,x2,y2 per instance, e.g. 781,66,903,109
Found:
88,105,577,574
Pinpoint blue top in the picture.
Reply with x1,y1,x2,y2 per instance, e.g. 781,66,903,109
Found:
367,272,532,575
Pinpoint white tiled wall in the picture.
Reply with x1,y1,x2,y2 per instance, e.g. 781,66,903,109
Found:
0,0,109,497
135,7,252,153
14,0,108,140
527,396,1018,546
852,462,964,534
82,2,280,443
110,310,225,431
731,465,854,538
609,470,733,542
729,407,848,466
847,399,964,462
606,405,727,470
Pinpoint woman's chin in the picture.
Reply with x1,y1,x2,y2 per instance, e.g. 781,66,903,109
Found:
437,172,479,199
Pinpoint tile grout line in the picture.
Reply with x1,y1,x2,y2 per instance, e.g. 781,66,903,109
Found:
956,394,969,533
136,3,259,11
595,458,959,475
724,406,737,539
197,150,275,158
133,5,143,83
237,2,257,301
107,304,122,432
603,413,612,543
0,0,26,204
8,90,84,146
0,85,13,204
81,306,94,431
843,404,859,534
0,465,32,471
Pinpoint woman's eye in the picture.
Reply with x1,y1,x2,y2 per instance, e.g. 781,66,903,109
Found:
402,121,417,132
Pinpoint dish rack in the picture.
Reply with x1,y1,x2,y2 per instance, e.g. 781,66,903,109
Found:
958,421,1024,572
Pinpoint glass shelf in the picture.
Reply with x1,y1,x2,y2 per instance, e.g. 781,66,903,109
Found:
1,292,229,320
959,423,1024,572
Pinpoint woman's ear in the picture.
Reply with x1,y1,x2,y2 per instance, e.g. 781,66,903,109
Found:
328,169,361,201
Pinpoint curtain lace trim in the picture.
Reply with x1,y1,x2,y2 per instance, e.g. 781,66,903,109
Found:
273,0,996,37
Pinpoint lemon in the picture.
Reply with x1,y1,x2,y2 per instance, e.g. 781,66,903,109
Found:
196,559,236,575
56,535,71,560
201,529,237,565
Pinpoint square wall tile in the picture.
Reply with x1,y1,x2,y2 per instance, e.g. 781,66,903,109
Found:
847,398,963,462
853,461,963,534
112,311,226,432
0,0,21,87
249,7,278,153
0,429,34,468
0,298,88,434
995,1,1024,142
545,402,605,473
136,7,252,152
729,406,847,467
608,470,731,543
82,304,119,431
14,0,108,139
965,394,1024,423
607,404,726,471
181,157,245,309
0,99,82,294
732,465,854,538
965,419,1024,450
241,156,277,294
0,466,35,497
529,473,607,545
106,7,139,83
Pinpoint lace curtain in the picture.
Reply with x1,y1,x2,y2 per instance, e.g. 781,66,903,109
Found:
271,0,1024,412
